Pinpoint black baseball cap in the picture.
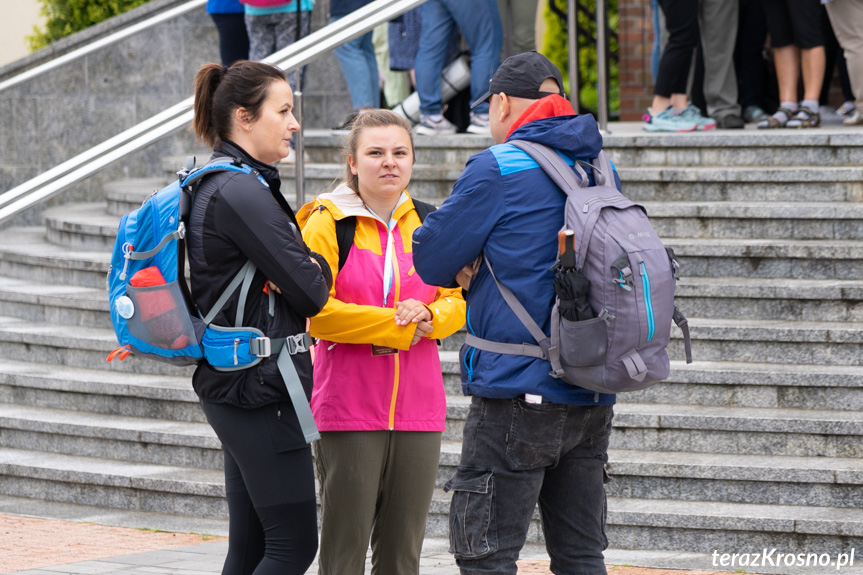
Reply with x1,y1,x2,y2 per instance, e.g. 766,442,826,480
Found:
470,51,566,110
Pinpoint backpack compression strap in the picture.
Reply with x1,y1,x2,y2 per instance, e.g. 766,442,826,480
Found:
334,199,437,271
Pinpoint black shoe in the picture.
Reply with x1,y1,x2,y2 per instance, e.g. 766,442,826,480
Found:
716,114,745,129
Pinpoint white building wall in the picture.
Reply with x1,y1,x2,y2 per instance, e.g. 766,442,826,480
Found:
1,1,44,67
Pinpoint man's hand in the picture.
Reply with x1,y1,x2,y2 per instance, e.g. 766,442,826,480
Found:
456,260,479,290
410,320,434,345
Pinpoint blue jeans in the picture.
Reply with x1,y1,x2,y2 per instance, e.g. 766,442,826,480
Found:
445,397,613,575
414,0,502,116
331,16,380,110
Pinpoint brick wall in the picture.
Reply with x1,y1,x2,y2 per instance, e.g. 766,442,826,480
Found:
618,0,654,121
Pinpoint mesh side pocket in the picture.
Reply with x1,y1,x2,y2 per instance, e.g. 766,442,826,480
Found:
126,282,198,350
558,316,607,368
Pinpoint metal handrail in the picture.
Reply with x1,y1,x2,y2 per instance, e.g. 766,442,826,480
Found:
0,0,207,94
0,0,426,226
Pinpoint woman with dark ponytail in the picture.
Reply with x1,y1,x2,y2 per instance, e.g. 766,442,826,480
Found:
188,59,332,575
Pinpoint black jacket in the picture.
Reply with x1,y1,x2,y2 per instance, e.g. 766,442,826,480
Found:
187,140,332,419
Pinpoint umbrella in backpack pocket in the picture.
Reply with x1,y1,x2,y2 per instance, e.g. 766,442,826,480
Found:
555,230,594,321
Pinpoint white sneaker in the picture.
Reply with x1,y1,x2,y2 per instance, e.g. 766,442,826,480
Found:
466,113,491,135
415,114,456,135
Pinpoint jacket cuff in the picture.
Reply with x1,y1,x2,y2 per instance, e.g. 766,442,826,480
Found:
310,251,333,289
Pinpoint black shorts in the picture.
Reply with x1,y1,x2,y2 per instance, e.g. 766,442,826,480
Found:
763,0,824,49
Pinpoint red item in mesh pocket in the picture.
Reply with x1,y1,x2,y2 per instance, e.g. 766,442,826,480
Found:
129,267,189,349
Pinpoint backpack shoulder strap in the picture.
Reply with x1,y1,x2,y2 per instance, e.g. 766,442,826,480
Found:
412,199,437,222
335,216,357,272
334,199,437,271
508,139,600,190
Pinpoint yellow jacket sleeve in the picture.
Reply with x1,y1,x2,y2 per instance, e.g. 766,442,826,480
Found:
302,207,417,350
424,286,466,341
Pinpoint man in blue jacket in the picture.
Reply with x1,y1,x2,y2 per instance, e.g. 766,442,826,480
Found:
413,52,617,575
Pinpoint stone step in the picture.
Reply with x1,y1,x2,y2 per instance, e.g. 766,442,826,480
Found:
674,276,863,322
665,237,863,279
605,496,863,554
606,449,863,509
438,442,863,510
43,203,122,251
0,315,192,377
0,403,221,469
0,227,109,289
669,317,863,366
603,130,863,169
425,487,863,551
0,447,227,518
645,201,863,240
0,276,110,329
626,360,863,412
612,402,863,457
0,493,230,537
104,178,172,217
0,358,203,422
294,129,863,169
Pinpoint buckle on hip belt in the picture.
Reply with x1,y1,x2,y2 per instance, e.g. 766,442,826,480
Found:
287,333,311,355
250,336,272,358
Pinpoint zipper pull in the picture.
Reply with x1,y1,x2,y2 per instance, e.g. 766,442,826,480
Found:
233,338,240,366
119,243,133,281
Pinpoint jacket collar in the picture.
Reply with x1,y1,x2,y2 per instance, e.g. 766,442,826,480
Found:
314,183,411,222
214,139,282,190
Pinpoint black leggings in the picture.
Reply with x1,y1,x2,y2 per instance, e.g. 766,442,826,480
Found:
200,400,317,575
654,0,700,98
210,13,250,66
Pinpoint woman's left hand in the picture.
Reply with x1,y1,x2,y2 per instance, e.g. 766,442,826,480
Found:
395,298,432,326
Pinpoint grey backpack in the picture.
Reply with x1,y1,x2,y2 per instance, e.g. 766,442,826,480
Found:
465,140,692,394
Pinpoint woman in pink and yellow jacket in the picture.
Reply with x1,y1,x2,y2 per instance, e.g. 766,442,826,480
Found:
298,109,465,575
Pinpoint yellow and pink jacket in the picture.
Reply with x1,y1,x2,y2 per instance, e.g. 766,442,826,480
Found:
299,184,466,432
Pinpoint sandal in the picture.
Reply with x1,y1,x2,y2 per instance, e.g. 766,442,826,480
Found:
786,107,821,129
757,106,796,129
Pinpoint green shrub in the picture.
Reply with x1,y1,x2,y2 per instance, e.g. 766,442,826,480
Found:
542,0,619,117
28,0,150,51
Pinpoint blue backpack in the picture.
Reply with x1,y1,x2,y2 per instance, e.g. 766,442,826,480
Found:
106,157,319,442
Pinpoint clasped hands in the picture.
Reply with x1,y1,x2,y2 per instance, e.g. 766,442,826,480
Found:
395,299,433,346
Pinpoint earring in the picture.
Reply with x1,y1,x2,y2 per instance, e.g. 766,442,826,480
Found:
247,126,252,132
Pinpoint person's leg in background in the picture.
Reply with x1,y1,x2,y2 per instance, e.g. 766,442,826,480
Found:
414,0,458,133
646,0,699,131
332,16,381,111
370,431,442,574
786,0,825,127
825,0,863,125
245,13,278,61
439,0,502,132
735,0,769,123
758,0,800,127
699,0,743,128
210,12,249,66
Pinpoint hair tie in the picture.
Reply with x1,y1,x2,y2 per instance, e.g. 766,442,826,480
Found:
220,65,229,77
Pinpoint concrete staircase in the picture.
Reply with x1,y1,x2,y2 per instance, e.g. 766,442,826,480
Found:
2,125,863,559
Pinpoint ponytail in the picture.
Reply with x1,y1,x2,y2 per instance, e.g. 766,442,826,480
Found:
192,60,287,149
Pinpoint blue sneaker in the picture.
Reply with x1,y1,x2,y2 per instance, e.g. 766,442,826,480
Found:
643,106,697,133
679,104,717,131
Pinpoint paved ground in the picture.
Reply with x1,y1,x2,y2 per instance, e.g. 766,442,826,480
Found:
0,512,763,575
